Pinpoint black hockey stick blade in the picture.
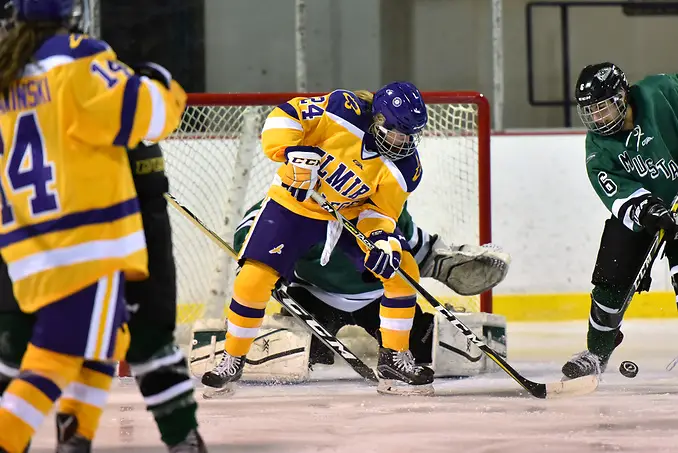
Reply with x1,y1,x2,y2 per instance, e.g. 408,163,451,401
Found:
164,192,378,383
272,283,378,382
309,191,598,399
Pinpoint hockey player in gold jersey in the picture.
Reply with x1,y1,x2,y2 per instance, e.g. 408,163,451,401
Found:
0,1,186,451
202,82,433,396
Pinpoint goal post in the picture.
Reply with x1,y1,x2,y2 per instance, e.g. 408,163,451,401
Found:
161,91,492,343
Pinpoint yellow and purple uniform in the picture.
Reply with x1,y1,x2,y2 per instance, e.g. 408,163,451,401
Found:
0,33,186,453
228,90,422,357
262,90,422,230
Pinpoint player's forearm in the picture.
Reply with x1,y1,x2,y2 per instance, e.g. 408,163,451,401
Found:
587,159,650,231
125,78,186,146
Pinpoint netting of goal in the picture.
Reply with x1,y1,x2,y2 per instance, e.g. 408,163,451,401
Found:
160,92,491,343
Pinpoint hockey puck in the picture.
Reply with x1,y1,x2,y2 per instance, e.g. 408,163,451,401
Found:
619,360,638,378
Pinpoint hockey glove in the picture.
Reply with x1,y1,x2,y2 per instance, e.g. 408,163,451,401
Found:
130,62,173,89
638,197,678,240
420,236,511,295
281,146,323,202
130,62,187,119
364,230,402,280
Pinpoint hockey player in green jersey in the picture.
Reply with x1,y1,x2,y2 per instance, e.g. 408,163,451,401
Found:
563,62,678,379
231,200,510,368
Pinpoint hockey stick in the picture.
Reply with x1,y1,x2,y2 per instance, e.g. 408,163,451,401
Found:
310,191,598,399
620,194,678,315
163,192,378,383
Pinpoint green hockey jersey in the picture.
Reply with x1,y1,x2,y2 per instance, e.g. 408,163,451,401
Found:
233,200,430,312
586,74,678,231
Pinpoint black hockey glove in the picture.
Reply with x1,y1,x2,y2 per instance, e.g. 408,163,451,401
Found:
130,62,173,89
638,198,678,239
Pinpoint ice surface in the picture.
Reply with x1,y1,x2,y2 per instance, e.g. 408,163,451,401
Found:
29,320,678,452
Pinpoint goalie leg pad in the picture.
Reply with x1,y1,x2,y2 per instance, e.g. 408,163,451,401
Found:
241,314,312,383
191,316,313,383
420,236,511,296
432,312,507,377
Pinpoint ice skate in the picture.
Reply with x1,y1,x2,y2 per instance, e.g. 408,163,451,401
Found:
562,332,624,379
55,413,90,453
201,351,246,398
168,429,208,453
376,347,434,396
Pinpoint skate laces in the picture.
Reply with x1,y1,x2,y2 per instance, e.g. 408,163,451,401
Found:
570,350,602,375
215,353,242,376
392,350,417,373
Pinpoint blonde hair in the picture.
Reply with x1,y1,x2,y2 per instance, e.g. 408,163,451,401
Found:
353,90,374,106
0,21,62,94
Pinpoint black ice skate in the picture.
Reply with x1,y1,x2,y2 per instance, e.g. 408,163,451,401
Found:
201,351,246,399
169,429,208,453
562,331,624,379
376,347,434,396
56,413,90,453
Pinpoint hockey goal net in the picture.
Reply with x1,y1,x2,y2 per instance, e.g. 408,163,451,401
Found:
161,92,492,343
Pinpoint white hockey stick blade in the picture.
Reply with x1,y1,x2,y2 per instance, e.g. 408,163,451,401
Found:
545,375,599,399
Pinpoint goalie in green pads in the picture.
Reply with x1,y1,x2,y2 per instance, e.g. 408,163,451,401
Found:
191,200,510,387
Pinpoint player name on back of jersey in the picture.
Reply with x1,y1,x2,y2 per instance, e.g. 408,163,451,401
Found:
0,77,51,113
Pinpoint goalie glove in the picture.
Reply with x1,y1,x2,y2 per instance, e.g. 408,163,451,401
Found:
420,235,511,296
281,146,323,202
364,230,402,280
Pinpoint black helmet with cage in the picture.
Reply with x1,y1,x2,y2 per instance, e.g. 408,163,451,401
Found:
575,62,629,136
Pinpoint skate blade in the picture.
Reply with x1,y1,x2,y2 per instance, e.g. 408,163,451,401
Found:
202,382,236,399
377,379,435,396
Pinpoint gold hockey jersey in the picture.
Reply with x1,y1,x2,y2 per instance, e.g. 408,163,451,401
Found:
262,90,422,234
0,33,186,312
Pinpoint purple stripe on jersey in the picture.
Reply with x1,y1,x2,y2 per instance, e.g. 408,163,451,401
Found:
82,360,116,377
229,299,266,319
113,75,142,147
277,102,299,120
17,372,62,402
0,197,140,248
34,35,110,63
380,295,416,309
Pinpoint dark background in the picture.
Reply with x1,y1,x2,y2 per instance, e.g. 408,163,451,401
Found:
100,0,205,93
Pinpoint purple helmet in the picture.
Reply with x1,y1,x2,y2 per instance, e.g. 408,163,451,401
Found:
11,0,91,33
371,81,428,160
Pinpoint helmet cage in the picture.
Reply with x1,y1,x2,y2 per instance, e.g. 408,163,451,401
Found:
370,122,422,161
577,91,627,136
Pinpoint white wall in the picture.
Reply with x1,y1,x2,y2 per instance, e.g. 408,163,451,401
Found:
489,133,671,296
